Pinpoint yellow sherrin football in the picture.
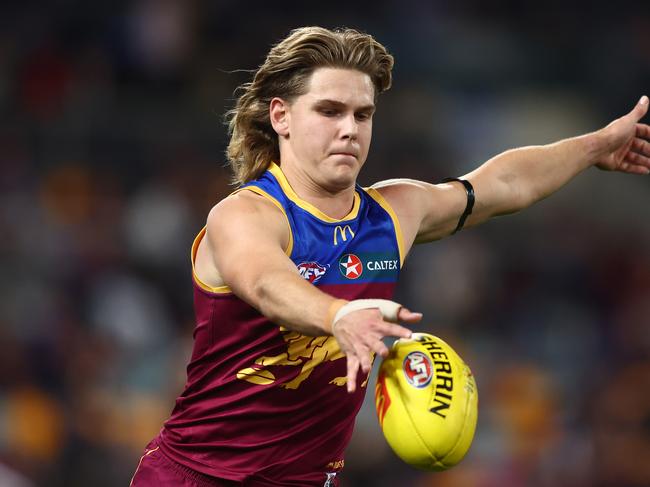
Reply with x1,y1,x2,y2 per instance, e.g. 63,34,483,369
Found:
375,333,478,471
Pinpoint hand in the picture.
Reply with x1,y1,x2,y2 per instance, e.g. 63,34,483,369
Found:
332,306,422,393
595,96,650,174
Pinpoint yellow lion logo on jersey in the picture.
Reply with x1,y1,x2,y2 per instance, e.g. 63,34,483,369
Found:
236,328,370,389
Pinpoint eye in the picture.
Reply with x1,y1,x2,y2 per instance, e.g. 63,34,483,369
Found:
319,108,338,117
355,112,372,121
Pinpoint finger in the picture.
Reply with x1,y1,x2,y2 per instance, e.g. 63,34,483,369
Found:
397,307,423,323
378,322,413,339
619,160,650,175
632,95,649,121
357,344,372,374
354,335,372,373
624,151,650,168
369,339,390,358
625,166,650,175
631,138,650,156
346,355,359,393
636,123,650,139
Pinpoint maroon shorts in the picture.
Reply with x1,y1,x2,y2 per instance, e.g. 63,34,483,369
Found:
130,440,340,487
130,441,241,487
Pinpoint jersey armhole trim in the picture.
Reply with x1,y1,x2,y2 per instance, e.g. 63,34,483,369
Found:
191,227,232,294
364,187,406,267
190,186,295,295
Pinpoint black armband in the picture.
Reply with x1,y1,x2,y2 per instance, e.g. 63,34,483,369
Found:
441,177,475,234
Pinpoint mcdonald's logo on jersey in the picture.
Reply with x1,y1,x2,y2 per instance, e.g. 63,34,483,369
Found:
333,225,355,245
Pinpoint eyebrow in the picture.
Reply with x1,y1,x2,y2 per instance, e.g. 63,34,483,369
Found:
314,99,376,112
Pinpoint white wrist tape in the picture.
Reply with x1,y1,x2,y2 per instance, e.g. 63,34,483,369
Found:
333,299,402,325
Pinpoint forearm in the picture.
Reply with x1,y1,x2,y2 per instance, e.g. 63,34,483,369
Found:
248,269,344,336
466,130,604,217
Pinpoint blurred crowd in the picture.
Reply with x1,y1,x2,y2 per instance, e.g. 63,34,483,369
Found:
0,2,649,486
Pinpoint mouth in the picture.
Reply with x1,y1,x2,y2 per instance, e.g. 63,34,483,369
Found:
331,151,358,159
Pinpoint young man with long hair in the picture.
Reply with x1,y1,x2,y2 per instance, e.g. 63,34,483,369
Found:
131,26,650,487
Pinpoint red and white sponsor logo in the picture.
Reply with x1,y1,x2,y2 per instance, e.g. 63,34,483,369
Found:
339,254,363,279
403,351,433,388
297,262,327,283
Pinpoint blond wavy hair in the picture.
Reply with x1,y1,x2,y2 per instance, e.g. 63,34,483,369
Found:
225,26,394,185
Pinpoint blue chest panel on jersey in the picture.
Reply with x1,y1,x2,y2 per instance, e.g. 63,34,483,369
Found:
240,163,402,287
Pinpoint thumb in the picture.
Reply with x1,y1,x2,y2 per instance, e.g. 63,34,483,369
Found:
397,307,423,323
632,95,648,120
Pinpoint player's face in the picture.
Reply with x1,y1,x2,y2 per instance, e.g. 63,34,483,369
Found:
284,67,375,190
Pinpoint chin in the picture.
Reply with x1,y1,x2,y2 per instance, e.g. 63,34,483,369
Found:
317,154,362,189
328,164,359,189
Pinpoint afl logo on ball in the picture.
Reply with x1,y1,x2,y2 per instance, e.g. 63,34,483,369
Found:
403,351,433,388
339,254,363,279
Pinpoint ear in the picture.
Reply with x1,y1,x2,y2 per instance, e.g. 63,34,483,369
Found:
270,97,290,137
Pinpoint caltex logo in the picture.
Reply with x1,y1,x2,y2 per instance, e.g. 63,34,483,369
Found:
339,254,363,279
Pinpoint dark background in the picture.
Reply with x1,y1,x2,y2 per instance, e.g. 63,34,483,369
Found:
1,1,649,486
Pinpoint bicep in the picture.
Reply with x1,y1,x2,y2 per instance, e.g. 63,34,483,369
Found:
462,161,525,220
374,162,522,247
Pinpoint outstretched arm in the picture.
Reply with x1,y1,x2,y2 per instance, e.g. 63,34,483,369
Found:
464,95,650,223
374,96,650,247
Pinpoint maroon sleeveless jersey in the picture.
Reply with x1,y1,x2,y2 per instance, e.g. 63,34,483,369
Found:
157,164,405,486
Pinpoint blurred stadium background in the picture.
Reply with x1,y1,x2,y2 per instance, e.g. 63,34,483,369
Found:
1,1,649,486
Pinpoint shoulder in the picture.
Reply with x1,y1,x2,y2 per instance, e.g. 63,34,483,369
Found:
370,178,436,204
209,189,285,224
207,189,291,250
367,179,433,250
369,178,467,245
369,178,447,224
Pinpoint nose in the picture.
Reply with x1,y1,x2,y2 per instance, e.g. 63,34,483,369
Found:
340,113,358,140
